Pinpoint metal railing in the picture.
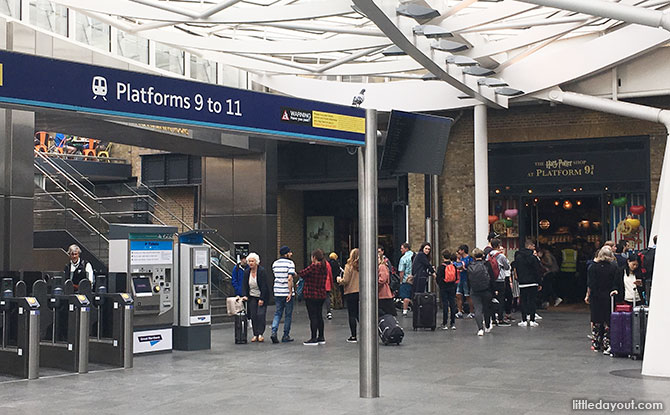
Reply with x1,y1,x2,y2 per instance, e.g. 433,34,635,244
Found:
33,150,236,297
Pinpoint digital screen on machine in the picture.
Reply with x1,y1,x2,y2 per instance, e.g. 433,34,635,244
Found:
193,269,208,285
132,276,152,293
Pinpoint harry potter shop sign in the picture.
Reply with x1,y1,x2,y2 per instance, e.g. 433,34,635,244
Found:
489,137,649,190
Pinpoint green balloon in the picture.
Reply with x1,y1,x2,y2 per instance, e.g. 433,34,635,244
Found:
612,197,628,207
503,219,513,227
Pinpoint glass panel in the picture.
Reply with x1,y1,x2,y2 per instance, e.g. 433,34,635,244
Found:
29,0,68,36
0,0,20,18
116,31,149,64
75,14,110,51
190,55,216,83
155,42,184,75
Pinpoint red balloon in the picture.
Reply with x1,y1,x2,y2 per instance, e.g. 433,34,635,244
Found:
630,205,646,215
488,215,498,225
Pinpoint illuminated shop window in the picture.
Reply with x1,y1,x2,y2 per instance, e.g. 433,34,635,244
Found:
29,0,67,36
155,42,184,75
0,0,20,18
190,55,216,83
76,14,110,51
117,31,149,64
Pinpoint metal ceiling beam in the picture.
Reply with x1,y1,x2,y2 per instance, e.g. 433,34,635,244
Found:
517,0,670,31
315,47,385,73
352,0,507,108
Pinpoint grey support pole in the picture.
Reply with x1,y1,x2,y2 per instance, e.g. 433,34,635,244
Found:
360,108,379,398
474,104,489,249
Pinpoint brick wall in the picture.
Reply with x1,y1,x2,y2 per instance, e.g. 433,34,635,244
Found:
423,97,669,253
408,173,426,252
154,187,196,233
277,189,305,269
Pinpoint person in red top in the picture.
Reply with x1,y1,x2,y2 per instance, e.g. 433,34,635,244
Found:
298,249,328,346
378,250,396,316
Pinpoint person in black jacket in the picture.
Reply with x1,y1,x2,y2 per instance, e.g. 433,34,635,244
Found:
242,252,271,342
468,248,496,336
411,242,435,296
514,239,544,327
585,246,618,353
64,244,94,288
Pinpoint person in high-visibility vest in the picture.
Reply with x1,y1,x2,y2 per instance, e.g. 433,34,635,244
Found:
558,246,578,302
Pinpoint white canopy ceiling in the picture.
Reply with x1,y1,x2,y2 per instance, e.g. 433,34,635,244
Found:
45,0,670,111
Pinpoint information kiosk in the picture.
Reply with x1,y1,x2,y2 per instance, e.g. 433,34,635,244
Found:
109,224,177,354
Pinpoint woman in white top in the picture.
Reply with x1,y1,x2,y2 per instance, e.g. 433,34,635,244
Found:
242,253,270,342
611,256,642,306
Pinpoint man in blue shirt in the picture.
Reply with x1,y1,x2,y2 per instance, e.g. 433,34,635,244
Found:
397,242,414,317
455,244,475,318
231,255,248,296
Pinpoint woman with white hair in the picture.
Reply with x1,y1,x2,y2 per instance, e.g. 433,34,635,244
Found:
585,246,618,353
242,252,270,342
65,244,94,288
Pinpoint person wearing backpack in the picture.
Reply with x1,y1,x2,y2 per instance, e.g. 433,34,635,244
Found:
436,250,459,330
487,239,511,326
468,248,496,336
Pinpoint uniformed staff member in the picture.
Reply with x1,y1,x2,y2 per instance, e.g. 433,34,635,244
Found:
65,244,94,288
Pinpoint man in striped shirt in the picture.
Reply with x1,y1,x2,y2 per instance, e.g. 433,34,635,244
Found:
270,245,296,344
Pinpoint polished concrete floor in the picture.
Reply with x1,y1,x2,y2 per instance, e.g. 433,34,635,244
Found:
1,305,668,415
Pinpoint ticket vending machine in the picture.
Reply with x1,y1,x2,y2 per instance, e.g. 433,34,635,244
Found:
173,230,213,351
108,224,177,354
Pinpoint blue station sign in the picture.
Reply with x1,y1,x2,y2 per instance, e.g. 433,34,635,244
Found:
0,50,366,146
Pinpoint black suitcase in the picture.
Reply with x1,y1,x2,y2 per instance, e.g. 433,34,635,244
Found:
234,312,248,344
631,305,648,360
378,314,404,345
412,292,437,331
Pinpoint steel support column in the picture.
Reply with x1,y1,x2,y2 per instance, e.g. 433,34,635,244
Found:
474,104,489,249
359,108,379,398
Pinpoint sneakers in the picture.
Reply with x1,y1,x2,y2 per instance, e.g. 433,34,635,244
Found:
271,333,279,344
535,313,543,320
455,312,464,319
317,338,326,345
326,312,333,320
450,325,456,330
441,325,450,330
402,311,409,318
529,321,539,327
477,329,484,336
303,338,319,346
467,313,475,319
485,325,492,333
498,320,512,327
518,321,529,327
346,336,358,343
554,297,563,307
505,314,516,322
603,348,612,356
281,336,294,343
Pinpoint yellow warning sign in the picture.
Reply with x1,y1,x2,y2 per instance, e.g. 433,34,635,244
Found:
312,111,365,135
0,64,3,86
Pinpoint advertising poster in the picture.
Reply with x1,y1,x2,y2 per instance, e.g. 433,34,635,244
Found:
306,216,334,258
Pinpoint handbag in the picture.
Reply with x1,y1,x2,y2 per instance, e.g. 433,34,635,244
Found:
406,274,414,285
226,296,245,315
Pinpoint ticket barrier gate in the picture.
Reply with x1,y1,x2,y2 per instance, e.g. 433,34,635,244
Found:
77,279,134,368
32,278,90,374
0,279,40,379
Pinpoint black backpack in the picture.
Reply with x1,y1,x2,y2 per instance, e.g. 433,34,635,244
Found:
468,261,491,292
638,248,656,280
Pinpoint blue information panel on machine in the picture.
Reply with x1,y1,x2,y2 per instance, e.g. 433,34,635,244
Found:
0,50,366,146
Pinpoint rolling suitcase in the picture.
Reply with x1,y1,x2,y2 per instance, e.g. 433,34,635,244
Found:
378,314,404,345
610,297,632,357
234,301,248,344
412,292,437,331
631,302,648,360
